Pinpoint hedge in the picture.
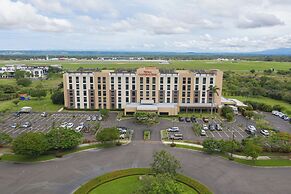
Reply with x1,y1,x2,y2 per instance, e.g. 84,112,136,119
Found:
74,168,213,194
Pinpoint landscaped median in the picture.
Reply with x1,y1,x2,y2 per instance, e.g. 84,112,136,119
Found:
143,130,151,140
0,143,111,163
74,168,212,194
162,139,291,167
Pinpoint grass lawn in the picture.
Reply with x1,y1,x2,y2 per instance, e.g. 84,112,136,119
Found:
143,130,151,140
175,144,204,152
0,95,63,113
1,59,291,72
232,158,291,167
89,175,197,194
226,96,291,115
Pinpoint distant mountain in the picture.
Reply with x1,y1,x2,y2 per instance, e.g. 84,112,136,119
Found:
251,48,291,55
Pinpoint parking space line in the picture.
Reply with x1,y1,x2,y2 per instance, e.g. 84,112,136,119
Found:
222,131,229,138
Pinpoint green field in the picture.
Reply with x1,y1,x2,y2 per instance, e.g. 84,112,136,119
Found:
1,59,291,71
89,175,197,194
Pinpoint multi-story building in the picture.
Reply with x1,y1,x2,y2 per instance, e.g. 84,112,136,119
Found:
63,67,223,115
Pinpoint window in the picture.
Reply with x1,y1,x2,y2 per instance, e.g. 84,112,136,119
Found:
76,91,80,96
83,77,86,83
174,85,178,90
132,77,135,83
203,77,206,84
152,77,156,84
76,77,79,83
69,84,73,90
195,85,199,90
69,77,72,83
146,85,149,90
195,77,199,84
118,77,121,83
90,84,94,90
160,85,163,90
146,77,150,84
118,85,121,90
167,77,171,84
83,91,87,96
167,85,170,90
102,77,106,83
132,85,135,90
111,77,114,83
126,85,129,90
183,77,186,84
140,77,143,83
76,84,79,89
84,97,87,102
202,98,205,103
126,77,129,83
174,77,178,84
111,84,114,90
160,77,164,84
187,77,191,84
202,85,206,90
98,77,101,83
210,77,214,84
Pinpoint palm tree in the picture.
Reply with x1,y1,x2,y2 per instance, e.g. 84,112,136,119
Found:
208,85,220,119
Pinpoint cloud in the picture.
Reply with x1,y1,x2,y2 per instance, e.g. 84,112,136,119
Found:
0,0,72,32
237,13,284,28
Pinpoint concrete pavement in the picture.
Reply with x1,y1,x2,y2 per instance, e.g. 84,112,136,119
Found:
0,141,290,194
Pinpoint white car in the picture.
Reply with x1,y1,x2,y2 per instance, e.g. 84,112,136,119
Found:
260,129,270,136
41,112,47,117
272,110,279,115
11,123,17,128
75,125,84,132
97,116,102,121
60,122,68,128
86,116,91,121
117,127,127,134
247,125,256,131
66,123,74,128
203,124,208,130
277,112,285,118
92,116,97,121
167,127,180,132
200,129,206,136
119,134,125,139
22,122,31,128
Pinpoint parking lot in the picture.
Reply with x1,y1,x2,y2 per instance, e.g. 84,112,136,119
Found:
0,112,101,137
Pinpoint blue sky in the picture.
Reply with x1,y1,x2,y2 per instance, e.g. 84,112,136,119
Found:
0,0,291,52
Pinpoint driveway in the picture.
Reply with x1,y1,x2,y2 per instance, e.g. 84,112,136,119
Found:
0,141,290,194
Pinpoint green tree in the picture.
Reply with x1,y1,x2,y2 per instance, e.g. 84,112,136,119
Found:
12,132,49,157
0,132,13,146
16,78,32,87
14,70,26,79
243,141,262,160
51,90,64,105
202,138,222,154
137,173,183,194
151,150,181,176
250,69,255,74
30,89,47,99
46,128,83,150
100,109,109,119
96,127,119,144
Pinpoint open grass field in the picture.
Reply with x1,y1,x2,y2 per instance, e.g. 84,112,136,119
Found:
1,59,291,72
226,96,291,114
89,175,197,194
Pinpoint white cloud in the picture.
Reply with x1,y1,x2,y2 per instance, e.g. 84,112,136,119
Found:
237,13,284,28
0,0,72,32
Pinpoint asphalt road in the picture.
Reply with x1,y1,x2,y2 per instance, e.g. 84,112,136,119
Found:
0,141,290,194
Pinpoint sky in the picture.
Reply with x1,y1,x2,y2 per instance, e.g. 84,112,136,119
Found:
0,0,291,52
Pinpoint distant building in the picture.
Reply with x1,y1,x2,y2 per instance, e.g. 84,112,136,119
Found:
0,64,62,79
63,67,223,115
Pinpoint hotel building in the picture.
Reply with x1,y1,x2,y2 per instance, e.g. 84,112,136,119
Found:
63,67,223,116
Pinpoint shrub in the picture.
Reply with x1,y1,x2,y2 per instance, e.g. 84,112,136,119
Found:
225,112,234,122
202,138,222,154
46,128,83,150
96,127,119,144
51,90,64,105
244,101,273,112
16,78,32,87
12,132,49,157
221,106,234,121
0,132,12,146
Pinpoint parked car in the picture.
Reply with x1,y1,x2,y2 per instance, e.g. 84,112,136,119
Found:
203,117,209,123
119,134,125,139
169,133,183,140
272,110,279,115
208,124,215,131
273,111,281,116
167,127,180,132
20,106,32,113
66,123,74,128
185,117,191,122
260,129,270,136
41,112,47,117
277,112,285,118
191,117,196,122
10,123,17,128
86,116,91,121
200,129,206,136
215,124,222,131
97,115,102,121
22,122,31,128
60,122,68,128
75,125,84,132
179,117,185,122
117,127,127,134
203,124,208,130
92,116,97,121
13,112,21,117
282,115,289,121
246,125,256,135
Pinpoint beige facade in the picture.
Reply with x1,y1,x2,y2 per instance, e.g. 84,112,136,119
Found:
63,67,223,115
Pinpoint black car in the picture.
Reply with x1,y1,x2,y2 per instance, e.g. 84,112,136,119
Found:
179,117,185,122
208,124,215,131
185,117,191,122
191,117,196,122
13,112,21,117
203,117,209,123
